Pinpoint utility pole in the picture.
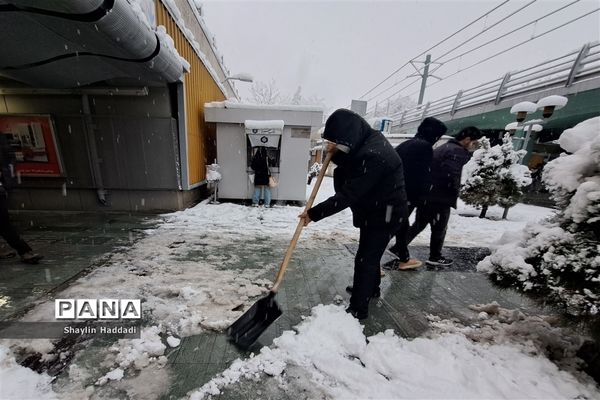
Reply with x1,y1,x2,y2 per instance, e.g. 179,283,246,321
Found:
418,54,431,105
408,54,442,105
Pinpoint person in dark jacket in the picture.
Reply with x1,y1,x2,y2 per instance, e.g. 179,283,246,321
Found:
0,134,43,264
388,117,447,270
407,126,482,266
250,146,272,207
299,109,408,320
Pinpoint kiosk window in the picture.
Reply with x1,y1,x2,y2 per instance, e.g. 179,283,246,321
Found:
247,138,281,168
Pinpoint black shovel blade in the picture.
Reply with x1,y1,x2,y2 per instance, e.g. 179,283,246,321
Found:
227,291,282,349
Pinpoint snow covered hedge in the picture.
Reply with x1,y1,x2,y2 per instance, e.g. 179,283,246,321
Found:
478,117,600,317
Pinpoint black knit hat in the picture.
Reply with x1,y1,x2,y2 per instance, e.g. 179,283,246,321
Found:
416,117,447,144
455,126,483,141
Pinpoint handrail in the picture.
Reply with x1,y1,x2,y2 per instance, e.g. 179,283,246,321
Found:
388,41,599,128
577,62,600,75
507,60,573,85
459,86,499,103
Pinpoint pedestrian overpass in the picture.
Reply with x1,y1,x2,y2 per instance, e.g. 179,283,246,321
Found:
386,41,600,166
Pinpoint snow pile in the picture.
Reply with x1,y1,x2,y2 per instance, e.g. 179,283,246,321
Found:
96,367,124,386
187,305,598,400
0,345,57,399
428,302,588,370
109,326,167,371
244,120,285,130
129,0,153,29
204,100,324,112
479,117,600,316
155,25,190,73
166,336,181,348
461,134,531,218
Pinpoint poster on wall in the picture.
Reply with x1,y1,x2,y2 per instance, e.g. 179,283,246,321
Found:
0,115,63,177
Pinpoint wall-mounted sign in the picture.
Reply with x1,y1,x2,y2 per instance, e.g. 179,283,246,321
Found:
291,128,310,139
0,115,63,177
245,120,283,148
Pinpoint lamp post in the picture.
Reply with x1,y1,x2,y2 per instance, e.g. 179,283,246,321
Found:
221,73,254,100
508,95,568,162
221,73,253,84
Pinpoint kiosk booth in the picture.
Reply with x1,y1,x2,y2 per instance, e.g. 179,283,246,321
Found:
204,101,323,203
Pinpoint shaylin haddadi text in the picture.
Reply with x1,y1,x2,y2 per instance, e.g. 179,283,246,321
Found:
63,325,138,335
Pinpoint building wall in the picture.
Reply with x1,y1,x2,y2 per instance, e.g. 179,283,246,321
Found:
155,2,226,187
0,1,231,212
0,87,188,211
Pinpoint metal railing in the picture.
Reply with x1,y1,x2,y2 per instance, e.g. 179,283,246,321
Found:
389,41,600,129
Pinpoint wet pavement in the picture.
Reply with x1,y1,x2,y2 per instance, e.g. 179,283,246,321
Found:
0,211,546,399
0,212,154,320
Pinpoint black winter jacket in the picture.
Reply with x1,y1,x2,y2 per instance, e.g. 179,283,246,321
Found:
250,148,271,186
425,139,471,208
395,137,434,206
308,109,407,229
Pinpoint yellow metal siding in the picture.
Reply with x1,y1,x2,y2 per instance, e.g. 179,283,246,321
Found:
156,3,226,185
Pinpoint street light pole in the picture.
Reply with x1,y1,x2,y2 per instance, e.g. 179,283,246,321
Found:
221,73,254,100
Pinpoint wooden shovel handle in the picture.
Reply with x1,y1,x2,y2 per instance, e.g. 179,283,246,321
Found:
271,151,334,292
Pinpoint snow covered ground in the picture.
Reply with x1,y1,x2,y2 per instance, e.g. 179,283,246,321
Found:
189,304,598,400
2,176,595,400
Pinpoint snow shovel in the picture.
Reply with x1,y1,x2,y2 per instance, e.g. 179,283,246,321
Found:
227,151,334,349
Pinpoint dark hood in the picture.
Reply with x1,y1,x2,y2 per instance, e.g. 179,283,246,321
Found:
323,109,373,155
414,117,447,144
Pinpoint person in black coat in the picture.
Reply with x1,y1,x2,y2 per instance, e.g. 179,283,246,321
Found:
408,126,482,266
388,117,447,269
0,134,43,264
299,109,408,320
250,146,272,207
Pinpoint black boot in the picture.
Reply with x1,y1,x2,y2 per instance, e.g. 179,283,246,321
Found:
345,285,380,298
345,306,368,320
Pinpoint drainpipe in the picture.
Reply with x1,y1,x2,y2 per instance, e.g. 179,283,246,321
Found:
81,94,107,205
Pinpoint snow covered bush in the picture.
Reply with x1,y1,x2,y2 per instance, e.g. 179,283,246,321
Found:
460,138,501,217
461,135,531,218
497,136,532,218
478,117,600,317
307,162,322,185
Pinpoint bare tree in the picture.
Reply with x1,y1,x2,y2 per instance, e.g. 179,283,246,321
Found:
248,79,281,104
247,81,326,107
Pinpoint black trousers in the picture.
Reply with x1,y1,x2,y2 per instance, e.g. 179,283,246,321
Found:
0,189,31,255
350,226,396,314
392,203,416,262
406,203,451,260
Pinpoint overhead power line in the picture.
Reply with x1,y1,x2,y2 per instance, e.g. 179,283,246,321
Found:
413,7,600,98
364,0,542,104
358,0,511,100
368,0,587,106
433,0,539,63
438,0,581,66
366,77,422,113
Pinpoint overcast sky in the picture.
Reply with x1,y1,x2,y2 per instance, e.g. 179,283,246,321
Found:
202,0,600,112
